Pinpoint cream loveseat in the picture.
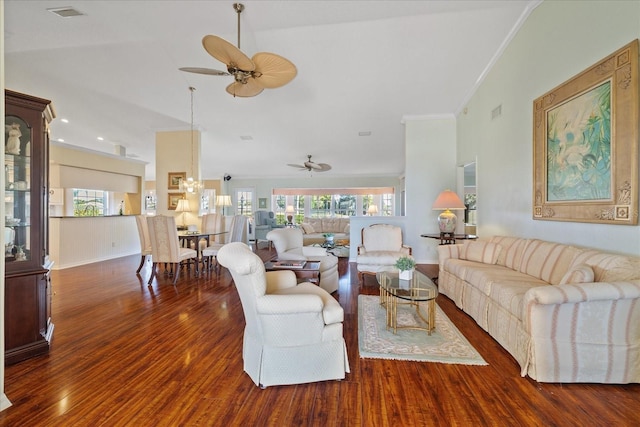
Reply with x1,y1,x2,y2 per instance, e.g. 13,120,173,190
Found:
300,217,350,246
438,236,640,383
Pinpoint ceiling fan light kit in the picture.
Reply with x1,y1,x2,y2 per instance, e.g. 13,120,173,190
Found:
180,3,297,98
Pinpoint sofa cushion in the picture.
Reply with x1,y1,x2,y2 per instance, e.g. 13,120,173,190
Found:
459,241,502,264
442,258,547,296
559,263,595,285
490,236,528,270
300,223,315,234
518,240,581,285
357,251,405,266
570,250,640,282
488,280,549,320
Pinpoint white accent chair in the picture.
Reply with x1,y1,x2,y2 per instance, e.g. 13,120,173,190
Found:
217,242,350,388
134,215,152,274
266,227,339,294
146,215,198,285
202,215,248,272
356,223,412,286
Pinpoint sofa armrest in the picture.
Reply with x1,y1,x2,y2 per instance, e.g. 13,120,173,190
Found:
265,270,298,293
257,294,324,314
523,280,640,335
524,280,640,307
437,244,462,270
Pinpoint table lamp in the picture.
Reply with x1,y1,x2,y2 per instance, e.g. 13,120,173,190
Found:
366,205,378,216
216,195,232,216
432,190,466,233
285,205,295,225
175,198,191,227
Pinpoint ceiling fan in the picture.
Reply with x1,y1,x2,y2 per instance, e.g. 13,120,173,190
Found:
287,155,332,172
179,3,297,97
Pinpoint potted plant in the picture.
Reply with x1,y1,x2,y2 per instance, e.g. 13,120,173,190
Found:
323,233,335,245
395,256,416,280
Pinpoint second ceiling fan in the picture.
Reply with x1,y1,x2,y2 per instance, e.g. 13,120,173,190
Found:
180,3,297,97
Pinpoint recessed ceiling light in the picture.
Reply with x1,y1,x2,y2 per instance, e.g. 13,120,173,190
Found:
358,131,372,136
60,118,69,123
97,137,104,141
57,138,64,142
240,135,253,141
47,7,85,18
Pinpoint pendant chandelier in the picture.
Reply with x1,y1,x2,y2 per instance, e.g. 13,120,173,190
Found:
181,86,203,194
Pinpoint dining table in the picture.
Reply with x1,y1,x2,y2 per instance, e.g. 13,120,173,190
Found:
178,230,228,265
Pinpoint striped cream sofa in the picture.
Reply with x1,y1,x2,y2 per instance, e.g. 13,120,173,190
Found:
438,236,640,383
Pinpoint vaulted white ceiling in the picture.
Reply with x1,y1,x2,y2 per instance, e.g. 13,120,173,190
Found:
4,1,538,181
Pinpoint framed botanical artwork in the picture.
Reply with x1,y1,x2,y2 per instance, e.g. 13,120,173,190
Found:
258,198,267,209
533,40,638,225
168,172,186,190
168,193,185,210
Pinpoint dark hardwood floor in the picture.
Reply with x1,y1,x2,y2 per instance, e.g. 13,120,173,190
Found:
1,245,639,426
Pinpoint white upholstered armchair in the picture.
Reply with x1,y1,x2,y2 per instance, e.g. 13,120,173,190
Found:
217,242,350,388
266,227,339,294
356,223,412,285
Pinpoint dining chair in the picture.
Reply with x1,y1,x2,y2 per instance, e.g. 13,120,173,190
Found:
146,215,198,285
202,215,248,272
134,215,152,274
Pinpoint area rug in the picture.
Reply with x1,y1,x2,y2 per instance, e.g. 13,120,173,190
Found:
358,295,487,365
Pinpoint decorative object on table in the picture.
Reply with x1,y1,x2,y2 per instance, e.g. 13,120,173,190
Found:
179,3,296,98
395,256,416,280
285,205,295,225
323,232,335,246
180,86,203,194
168,171,186,190
168,193,186,210
358,295,487,365
118,200,124,215
432,189,466,233
216,194,232,216
366,205,378,216
287,154,331,173
533,40,638,225
174,198,191,227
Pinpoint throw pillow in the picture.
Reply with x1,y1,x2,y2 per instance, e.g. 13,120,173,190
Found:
559,264,595,285
300,223,315,234
459,241,501,264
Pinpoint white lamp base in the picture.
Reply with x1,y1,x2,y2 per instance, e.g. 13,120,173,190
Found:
438,209,457,233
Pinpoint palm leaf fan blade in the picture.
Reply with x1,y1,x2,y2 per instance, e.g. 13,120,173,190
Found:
252,52,297,88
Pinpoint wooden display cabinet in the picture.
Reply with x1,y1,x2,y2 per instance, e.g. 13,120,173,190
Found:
4,90,55,364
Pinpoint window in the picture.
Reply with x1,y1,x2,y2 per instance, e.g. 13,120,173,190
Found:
234,188,254,217
272,188,395,218
73,189,106,216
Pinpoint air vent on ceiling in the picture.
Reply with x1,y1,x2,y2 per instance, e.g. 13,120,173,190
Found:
47,7,86,18
491,104,502,120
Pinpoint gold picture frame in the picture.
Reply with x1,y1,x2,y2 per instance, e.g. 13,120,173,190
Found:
168,172,186,190
533,40,638,225
168,193,185,210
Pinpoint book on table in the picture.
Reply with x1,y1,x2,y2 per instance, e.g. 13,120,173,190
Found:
271,261,307,269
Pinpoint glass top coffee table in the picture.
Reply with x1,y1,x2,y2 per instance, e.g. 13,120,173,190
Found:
376,269,438,335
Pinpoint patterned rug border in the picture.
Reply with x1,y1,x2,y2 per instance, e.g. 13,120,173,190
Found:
358,295,488,365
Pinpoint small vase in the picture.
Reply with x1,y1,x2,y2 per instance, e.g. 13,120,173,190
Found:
399,269,413,280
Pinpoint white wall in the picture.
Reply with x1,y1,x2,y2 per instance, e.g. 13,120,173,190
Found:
457,0,640,256
404,117,458,263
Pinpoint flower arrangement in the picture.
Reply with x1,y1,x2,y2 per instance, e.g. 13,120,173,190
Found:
395,256,416,272
322,233,334,238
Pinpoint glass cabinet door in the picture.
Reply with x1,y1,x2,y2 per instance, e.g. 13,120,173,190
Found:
5,115,32,263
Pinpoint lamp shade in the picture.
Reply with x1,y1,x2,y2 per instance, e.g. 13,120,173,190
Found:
366,205,378,215
285,205,295,214
175,199,191,213
432,190,465,210
216,195,232,207
432,190,465,233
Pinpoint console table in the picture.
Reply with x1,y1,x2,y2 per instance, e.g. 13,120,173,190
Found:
420,233,477,245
